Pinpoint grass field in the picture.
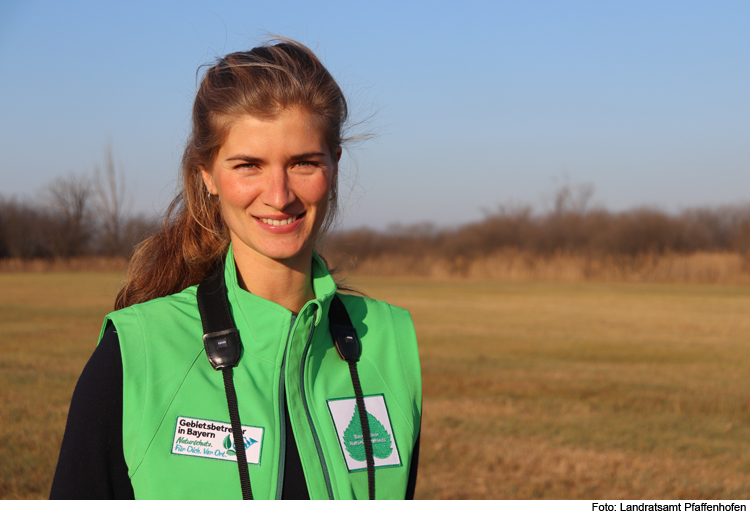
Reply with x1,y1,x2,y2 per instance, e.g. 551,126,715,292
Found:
0,272,123,499
2,272,750,499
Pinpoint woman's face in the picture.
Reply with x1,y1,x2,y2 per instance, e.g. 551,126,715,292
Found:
201,107,340,270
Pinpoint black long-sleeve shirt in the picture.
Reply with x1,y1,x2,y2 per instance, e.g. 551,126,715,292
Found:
50,324,419,499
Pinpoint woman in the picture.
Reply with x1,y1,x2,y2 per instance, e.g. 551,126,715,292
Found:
50,40,421,500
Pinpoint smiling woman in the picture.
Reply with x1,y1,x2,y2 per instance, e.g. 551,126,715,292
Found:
50,39,421,500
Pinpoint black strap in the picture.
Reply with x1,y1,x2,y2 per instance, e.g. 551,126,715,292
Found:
329,295,376,500
197,261,253,500
197,262,375,500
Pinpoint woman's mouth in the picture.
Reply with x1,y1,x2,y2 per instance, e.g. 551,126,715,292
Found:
256,212,305,226
260,216,296,226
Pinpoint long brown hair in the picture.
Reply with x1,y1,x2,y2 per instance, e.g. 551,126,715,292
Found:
115,39,348,309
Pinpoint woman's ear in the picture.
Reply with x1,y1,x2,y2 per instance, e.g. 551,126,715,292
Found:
200,168,218,196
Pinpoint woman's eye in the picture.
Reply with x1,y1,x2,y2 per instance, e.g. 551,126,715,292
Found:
294,160,319,169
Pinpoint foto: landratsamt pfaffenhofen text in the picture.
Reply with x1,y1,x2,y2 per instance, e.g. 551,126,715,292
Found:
592,502,746,512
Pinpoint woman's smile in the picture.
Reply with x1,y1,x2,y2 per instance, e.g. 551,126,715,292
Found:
257,214,302,227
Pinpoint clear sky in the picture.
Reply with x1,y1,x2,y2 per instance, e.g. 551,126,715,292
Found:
1,0,749,230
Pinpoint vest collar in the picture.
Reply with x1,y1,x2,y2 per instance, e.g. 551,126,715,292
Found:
223,244,336,328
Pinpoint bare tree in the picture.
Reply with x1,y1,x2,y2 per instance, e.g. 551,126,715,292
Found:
94,145,132,256
44,173,92,256
0,195,58,258
552,181,595,216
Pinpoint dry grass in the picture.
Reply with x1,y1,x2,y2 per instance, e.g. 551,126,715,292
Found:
2,272,750,499
344,251,750,283
347,276,750,499
0,272,122,499
0,257,128,273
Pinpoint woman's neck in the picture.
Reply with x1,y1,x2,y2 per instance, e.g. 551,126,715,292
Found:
231,244,316,314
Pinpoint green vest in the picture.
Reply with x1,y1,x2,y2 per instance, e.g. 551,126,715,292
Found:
101,247,421,499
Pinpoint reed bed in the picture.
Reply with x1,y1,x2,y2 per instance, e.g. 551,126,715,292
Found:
3,250,750,284
334,251,750,283
0,257,128,273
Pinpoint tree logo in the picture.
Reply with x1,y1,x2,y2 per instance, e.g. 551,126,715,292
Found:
222,435,235,456
327,394,402,472
343,405,393,461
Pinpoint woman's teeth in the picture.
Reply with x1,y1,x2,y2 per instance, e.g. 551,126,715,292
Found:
260,215,298,226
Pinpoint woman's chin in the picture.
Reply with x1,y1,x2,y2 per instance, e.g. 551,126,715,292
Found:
233,238,314,267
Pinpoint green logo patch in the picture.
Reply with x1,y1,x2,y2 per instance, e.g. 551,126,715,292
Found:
170,416,263,464
327,394,401,472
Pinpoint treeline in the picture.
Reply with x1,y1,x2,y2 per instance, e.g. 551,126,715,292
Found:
0,149,157,260
4,173,750,282
322,185,750,277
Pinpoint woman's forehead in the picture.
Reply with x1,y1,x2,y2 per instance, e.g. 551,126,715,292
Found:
216,108,335,156
218,109,328,155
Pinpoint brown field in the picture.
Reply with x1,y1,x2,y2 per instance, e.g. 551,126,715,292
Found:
351,276,750,499
0,272,123,499
2,270,750,499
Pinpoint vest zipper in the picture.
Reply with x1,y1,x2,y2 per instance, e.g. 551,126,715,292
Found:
299,305,334,499
275,316,296,500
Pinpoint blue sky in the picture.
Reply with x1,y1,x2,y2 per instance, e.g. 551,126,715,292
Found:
1,0,749,229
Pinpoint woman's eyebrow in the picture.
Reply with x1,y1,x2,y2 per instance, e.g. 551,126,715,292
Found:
225,152,326,163
225,155,263,163
290,152,326,161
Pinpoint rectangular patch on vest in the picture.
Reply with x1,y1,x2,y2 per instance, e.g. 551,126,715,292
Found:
171,416,264,465
326,394,401,472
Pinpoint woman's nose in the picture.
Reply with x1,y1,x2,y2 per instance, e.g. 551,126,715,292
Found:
262,167,296,210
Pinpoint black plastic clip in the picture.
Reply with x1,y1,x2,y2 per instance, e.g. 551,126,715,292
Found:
330,324,361,362
203,328,242,370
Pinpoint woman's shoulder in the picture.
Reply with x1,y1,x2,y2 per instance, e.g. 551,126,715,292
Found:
335,292,414,329
100,284,205,367
105,284,201,331
116,284,199,313
335,293,420,384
